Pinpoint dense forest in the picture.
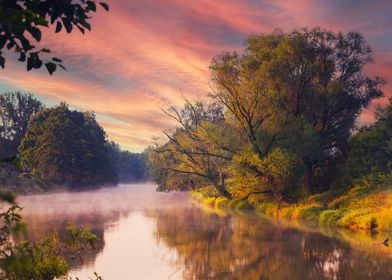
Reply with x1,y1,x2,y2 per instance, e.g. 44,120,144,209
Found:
0,92,149,192
150,28,391,232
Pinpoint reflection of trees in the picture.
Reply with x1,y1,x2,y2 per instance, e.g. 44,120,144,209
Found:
149,206,392,280
21,210,126,269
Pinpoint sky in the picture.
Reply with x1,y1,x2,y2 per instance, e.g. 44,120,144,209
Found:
0,0,391,152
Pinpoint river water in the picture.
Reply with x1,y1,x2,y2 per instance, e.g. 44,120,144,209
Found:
17,183,392,280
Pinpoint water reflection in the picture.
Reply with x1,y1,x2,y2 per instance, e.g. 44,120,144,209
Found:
148,207,392,280
18,184,392,280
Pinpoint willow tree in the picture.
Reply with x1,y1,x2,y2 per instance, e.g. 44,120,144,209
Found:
210,28,383,195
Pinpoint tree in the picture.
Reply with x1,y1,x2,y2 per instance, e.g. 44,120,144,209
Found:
18,103,116,187
210,28,383,195
347,99,392,179
0,0,109,74
106,142,150,182
150,100,236,198
0,91,43,159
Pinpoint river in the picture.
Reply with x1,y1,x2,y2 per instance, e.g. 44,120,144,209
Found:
17,183,392,280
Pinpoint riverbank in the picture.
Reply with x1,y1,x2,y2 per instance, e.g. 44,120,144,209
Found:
191,178,392,234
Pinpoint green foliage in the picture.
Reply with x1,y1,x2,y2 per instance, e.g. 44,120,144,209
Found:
18,103,116,188
0,203,100,279
0,0,109,73
150,100,234,197
228,148,296,201
319,210,343,227
107,142,150,182
347,100,392,179
210,28,383,195
0,92,43,159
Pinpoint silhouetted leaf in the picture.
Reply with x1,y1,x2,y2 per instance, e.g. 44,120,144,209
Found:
6,41,14,50
27,56,34,71
76,25,85,34
52,57,62,63
55,21,62,33
87,1,96,11
79,20,91,31
99,2,109,11
0,36,6,49
18,52,26,62
59,64,67,71
41,48,51,53
45,62,57,75
27,27,42,41
0,55,5,68
63,19,73,33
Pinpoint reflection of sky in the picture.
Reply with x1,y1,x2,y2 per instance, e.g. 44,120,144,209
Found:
18,184,392,280
0,0,391,151
69,212,182,280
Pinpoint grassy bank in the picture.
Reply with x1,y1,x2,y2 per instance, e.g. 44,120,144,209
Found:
191,177,392,233
0,161,62,194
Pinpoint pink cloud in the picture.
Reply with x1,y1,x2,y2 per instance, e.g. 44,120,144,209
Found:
0,0,390,151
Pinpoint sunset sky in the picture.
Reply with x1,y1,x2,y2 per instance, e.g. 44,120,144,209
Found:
1,0,391,152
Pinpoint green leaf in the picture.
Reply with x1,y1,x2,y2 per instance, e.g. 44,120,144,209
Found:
27,26,42,41
99,2,109,11
45,62,57,75
55,22,62,33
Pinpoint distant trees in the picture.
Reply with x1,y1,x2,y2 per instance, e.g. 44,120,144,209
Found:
107,142,150,182
19,103,116,187
0,92,43,159
347,100,392,179
0,0,109,74
150,28,384,201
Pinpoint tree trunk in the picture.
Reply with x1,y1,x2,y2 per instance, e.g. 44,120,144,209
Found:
304,163,313,196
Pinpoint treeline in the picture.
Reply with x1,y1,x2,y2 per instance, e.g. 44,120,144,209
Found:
150,28,386,204
0,92,149,190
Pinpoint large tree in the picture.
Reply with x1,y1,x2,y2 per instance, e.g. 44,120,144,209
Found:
18,103,116,187
0,0,108,74
150,100,236,197
210,28,383,195
0,91,43,159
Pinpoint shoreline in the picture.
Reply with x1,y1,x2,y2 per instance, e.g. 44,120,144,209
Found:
190,183,392,234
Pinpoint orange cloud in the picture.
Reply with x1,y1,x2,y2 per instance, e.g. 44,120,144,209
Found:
0,0,390,151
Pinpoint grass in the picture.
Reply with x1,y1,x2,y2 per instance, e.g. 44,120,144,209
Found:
257,184,392,233
192,180,392,233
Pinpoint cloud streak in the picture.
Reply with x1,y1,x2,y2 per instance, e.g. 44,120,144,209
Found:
0,0,390,151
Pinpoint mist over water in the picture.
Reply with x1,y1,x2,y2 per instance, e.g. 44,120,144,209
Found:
17,184,392,280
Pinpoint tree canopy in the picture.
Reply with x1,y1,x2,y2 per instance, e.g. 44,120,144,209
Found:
18,103,116,187
0,92,43,159
150,28,384,201
0,0,109,74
